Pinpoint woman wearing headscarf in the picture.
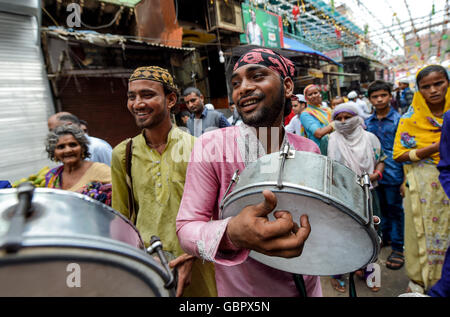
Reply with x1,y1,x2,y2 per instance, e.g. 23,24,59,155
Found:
393,65,450,294
327,102,386,293
300,84,335,154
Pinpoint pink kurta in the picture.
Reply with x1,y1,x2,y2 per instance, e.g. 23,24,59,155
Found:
176,125,323,297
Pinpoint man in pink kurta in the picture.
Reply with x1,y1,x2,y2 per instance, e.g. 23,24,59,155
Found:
176,124,323,296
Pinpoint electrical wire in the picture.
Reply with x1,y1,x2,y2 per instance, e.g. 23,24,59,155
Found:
42,6,60,27
80,6,124,30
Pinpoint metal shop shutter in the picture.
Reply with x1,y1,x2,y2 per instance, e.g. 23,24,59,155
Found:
0,11,55,182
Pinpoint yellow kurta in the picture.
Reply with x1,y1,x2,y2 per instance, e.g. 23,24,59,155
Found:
111,127,217,297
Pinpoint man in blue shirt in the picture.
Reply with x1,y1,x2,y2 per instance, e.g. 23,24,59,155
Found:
365,80,405,270
182,87,230,137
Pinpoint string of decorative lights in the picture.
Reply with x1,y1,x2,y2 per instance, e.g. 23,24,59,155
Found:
436,0,449,58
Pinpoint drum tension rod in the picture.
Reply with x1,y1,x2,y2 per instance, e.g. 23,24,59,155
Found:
147,236,176,289
219,169,240,210
277,144,291,189
1,182,35,254
359,173,374,226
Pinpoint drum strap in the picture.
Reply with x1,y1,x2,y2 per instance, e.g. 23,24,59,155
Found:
125,138,137,225
349,272,357,297
293,274,307,297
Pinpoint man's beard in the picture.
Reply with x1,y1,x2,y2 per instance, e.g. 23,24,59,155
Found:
238,84,285,127
135,100,168,130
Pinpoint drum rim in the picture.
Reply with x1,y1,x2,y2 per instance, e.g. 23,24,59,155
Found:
0,247,173,297
0,187,145,244
221,181,370,226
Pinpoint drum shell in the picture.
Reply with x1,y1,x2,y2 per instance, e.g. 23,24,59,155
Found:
220,151,380,276
0,188,174,296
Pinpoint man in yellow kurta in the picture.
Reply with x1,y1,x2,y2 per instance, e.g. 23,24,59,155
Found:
111,66,216,297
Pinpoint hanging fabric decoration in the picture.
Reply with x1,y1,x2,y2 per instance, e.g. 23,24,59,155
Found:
292,5,300,21
335,28,341,40
436,0,449,59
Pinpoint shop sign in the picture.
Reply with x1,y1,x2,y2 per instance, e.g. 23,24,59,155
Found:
324,49,343,62
308,68,324,78
240,3,284,49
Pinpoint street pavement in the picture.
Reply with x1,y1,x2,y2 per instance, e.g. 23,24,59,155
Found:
320,245,410,297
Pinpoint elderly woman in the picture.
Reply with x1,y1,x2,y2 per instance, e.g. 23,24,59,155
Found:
327,102,386,293
300,84,334,154
45,124,111,202
393,65,450,294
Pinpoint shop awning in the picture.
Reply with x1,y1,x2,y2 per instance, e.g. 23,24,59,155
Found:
282,37,342,67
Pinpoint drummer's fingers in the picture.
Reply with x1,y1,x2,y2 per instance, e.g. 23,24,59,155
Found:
169,253,195,269
176,274,191,297
296,214,311,242
267,217,310,258
274,211,301,234
175,259,194,297
273,210,293,222
252,190,277,217
176,277,184,297
259,211,294,237
255,233,306,258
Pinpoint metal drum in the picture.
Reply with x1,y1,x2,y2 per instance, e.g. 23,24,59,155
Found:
0,184,175,297
220,146,380,276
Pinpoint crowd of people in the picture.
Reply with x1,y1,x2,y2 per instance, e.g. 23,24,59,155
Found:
1,48,449,298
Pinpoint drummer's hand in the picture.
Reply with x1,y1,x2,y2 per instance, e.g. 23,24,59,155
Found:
227,190,311,258
169,253,196,297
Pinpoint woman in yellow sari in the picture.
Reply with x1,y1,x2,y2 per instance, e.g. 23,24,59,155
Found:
393,65,450,293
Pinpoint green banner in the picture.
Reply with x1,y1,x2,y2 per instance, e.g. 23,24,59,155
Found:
240,3,283,49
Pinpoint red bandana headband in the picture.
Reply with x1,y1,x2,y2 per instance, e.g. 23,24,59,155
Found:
233,48,295,79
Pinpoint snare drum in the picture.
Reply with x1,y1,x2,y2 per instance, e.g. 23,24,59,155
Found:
220,149,380,276
0,187,175,296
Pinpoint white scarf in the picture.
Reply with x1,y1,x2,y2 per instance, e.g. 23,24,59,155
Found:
328,116,376,177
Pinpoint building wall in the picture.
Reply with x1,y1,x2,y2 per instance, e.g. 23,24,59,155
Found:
56,77,140,147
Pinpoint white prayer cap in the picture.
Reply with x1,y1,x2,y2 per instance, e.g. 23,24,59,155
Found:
296,94,306,103
347,91,358,99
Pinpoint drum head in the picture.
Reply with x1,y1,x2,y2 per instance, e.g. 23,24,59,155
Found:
221,186,379,276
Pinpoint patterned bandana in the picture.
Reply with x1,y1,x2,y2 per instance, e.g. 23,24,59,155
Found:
303,84,319,96
233,48,295,79
129,66,178,92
